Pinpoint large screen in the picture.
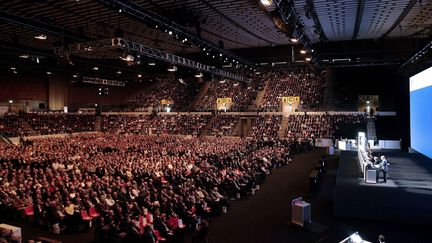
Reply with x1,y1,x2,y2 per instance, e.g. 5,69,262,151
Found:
410,66,432,159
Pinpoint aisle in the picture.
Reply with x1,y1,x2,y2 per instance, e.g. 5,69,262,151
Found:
208,149,325,243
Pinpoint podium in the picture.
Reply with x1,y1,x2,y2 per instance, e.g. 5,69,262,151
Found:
291,200,311,227
365,169,378,184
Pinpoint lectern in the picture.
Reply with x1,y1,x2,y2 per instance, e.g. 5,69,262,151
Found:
291,197,311,227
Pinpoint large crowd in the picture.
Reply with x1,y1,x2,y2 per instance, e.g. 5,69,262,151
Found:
194,79,259,112
102,114,210,136
260,70,326,111
0,115,30,138
285,113,367,142
0,134,291,242
250,115,282,139
129,78,201,112
24,114,96,135
208,115,239,136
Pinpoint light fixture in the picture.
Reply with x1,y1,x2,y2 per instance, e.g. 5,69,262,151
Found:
148,62,156,66
195,70,203,78
290,38,299,43
305,57,311,61
34,34,47,40
116,71,122,75
8,100,13,104
36,57,40,63
46,71,52,75
93,66,99,71
168,31,173,35
260,0,272,6
118,9,122,13
73,74,78,78
300,50,307,54
137,74,142,78
119,54,134,62
167,65,177,72
13,71,18,74
10,67,16,70
19,54,29,59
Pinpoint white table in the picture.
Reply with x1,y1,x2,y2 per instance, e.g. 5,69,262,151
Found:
291,201,311,227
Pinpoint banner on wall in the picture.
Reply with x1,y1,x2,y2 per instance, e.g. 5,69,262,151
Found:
281,96,300,103
216,97,233,104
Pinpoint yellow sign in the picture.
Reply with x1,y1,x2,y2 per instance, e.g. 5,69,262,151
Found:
216,97,233,104
281,96,300,103
160,99,174,105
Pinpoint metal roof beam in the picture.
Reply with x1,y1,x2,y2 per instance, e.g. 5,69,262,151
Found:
381,0,417,38
352,0,365,40
56,38,250,83
97,0,256,68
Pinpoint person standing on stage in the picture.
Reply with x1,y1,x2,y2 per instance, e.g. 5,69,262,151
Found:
376,155,389,183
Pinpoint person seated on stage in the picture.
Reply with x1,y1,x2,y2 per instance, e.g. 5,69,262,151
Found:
365,159,373,169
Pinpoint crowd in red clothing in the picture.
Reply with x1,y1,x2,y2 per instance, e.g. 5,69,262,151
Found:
102,114,210,136
208,115,239,136
0,134,291,242
24,114,96,135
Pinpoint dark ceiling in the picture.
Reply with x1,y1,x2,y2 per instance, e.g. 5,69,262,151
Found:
0,0,430,76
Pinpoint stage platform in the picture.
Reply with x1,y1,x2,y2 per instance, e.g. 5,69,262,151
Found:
334,150,432,224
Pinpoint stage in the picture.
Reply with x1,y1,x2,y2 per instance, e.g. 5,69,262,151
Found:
334,150,432,224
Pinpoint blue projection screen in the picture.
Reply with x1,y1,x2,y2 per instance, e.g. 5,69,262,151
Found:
410,67,432,159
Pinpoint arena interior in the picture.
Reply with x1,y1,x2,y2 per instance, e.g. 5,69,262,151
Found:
0,0,432,242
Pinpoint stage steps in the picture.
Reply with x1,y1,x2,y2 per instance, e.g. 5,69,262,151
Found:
199,115,216,137
278,115,289,139
321,68,335,110
248,79,270,110
366,117,377,142
191,81,211,110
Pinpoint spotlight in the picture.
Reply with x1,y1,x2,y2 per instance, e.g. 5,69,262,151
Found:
260,0,271,6
148,62,156,66
19,54,29,59
34,34,47,40
119,54,134,62
46,71,52,75
300,50,307,54
167,65,177,72
118,9,122,13
93,66,99,71
8,100,13,104
10,67,16,70
116,71,122,75
36,57,40,63
168,31,173,35
137,74,142,78
73,74,78,78
195,70,203,78
305,57,311,61
290,38,299,43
